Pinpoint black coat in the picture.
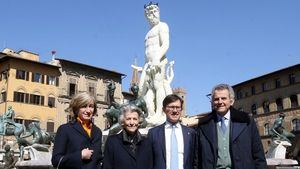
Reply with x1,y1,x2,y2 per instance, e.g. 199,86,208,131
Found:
197,107,267,169
102,131,153,169
52,121,102,169
148,123,198,169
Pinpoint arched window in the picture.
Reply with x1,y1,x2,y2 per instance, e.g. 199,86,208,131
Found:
263,101,270,113
264,123,270,135
276,98,283,111
292,119,300,131
251,104,257,115
290,95,298,108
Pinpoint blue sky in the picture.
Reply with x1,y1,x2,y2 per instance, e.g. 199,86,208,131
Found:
1,0,299,115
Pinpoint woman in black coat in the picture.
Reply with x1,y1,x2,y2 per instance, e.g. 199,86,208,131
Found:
52,92,102,169
103,104,153,169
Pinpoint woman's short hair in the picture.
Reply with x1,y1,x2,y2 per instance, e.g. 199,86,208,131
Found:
118,104,142,125
69,92,97,118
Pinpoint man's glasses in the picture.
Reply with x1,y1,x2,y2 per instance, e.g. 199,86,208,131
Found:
166,106,182,111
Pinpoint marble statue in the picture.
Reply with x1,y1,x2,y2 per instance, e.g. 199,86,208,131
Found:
132,2,174,126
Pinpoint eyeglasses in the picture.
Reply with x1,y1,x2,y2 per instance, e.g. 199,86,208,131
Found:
166,106,182,111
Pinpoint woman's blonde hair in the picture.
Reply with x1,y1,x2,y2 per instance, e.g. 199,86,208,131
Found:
69,92,97,119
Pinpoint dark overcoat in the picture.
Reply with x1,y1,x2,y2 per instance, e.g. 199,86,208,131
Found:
52,121,102,169
102,131,153,169
197,107,267,169
147,123,198,169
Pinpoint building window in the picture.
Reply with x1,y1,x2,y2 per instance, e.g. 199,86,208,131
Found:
276,98,283,111
275,78,281,88
16,70,26,80
263,101,270,113
14,118,23,125
47,121,54,132
69,78,77,97
251,86,255,95
292,119,300,131
251,104,257,115
262,82,267,92
289,73,296,85
264,123,270,135
236,90,242,100
14,91,26,103
0,71,8,81
48,97,55,108
0,91,6,103
32,73,43,83
88,82,96,97
30,94,44,105
47,75,58,86
290,95,298,108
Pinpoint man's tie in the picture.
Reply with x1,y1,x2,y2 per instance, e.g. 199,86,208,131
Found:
220,117,227,133
170,125,178,169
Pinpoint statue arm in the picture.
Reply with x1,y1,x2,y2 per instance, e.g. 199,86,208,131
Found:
158,22,170,59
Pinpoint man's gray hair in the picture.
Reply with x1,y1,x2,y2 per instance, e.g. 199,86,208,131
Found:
118,104,143,125
211,83,235,100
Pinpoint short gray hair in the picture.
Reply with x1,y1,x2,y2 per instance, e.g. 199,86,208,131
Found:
118,104,143,125
211,83,235,100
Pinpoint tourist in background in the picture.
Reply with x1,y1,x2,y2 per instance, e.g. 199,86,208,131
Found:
52,92,102,169
197,84,267,169
102,104,153,169
148,94,198,169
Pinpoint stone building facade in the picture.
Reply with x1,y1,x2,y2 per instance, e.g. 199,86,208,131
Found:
232,64,300,151
0,48,60,132
54,58,125,131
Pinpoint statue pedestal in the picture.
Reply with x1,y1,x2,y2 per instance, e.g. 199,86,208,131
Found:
15,146,52,169
266,140,298,166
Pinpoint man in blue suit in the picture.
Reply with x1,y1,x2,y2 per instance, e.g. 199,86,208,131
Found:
197,84,267,169
148,94,198,169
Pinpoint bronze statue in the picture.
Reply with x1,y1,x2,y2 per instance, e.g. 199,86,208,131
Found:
3,144,17,169
0,106,24,139
129,84,148,127
271,113,295,143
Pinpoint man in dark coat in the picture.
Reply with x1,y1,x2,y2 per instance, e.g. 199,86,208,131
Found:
103,104,153,169
148,94,198,169
197,84,267,169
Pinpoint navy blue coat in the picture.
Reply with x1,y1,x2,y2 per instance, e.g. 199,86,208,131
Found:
148,123,198,169
52,121,102,169
197,107,267,169
102,131,153,169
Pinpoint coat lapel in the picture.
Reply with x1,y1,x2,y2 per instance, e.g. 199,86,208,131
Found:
159,124,166,161
72,121,90,140
199,117,218,162
118,132,137,160
231,122,247,142
182,125,189,166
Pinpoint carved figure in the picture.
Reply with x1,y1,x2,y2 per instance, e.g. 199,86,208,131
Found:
271,113,295,143
0,106,24,139
104,80,122,135
3,144,17,169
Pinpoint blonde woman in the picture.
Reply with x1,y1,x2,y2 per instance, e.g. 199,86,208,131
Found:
52,92,102,169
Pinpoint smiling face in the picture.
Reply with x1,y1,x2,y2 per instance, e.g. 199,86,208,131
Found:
78,100,95,123
163,99,182,124
212,89,234,116
123,111,140,135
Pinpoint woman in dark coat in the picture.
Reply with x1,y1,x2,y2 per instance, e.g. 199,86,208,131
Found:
103,104,153,169
52,92,102,169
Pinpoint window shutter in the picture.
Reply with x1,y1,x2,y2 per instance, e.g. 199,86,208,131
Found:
46,76,49,85
26,72,29,81
56,77,59,86
13,92,17,101
41,75,44,84
25,93,29,103
41,96,44,105
31,73,34,82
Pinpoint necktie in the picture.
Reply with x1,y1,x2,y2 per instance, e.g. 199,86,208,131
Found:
170,125,178,169
220,117,226,133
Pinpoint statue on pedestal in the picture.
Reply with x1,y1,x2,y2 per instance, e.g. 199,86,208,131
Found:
132,2,175,126
0,106,24,139
271,113,295,143
3,144,17,169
